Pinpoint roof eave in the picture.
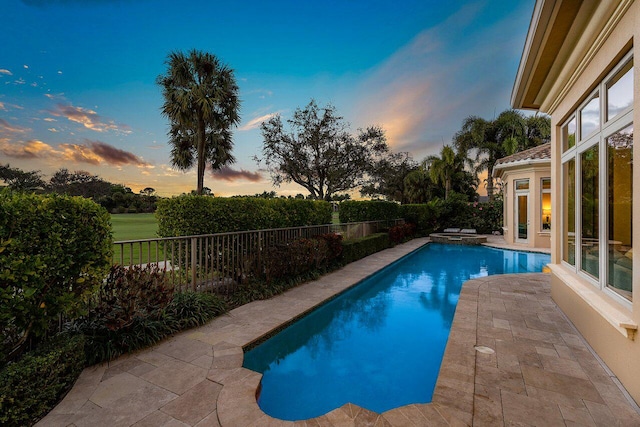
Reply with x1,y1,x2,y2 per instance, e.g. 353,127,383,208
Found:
511,0,557,110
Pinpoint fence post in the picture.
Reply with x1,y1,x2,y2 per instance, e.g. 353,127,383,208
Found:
191,237,197,290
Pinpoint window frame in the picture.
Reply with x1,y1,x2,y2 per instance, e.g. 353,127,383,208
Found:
541,178,551,232
559,50,633,309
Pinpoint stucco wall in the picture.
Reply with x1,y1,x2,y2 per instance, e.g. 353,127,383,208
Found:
545,1,640,404
500,165,551,249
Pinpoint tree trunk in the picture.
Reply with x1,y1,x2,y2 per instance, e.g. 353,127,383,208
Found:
196,115,206,195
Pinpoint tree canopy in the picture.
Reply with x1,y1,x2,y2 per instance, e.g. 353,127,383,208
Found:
0,164,45,191
257,100,389,200
453,110,550,200
157,49,240,195
360,151,417,203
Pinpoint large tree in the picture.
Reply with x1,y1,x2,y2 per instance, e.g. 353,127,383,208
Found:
361,151,417,203
454,110,550,200
0,164,45,191
423,145,477,200
157,50,240,195
257,100,388,200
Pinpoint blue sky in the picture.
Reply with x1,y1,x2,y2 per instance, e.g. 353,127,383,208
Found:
1,0,534,197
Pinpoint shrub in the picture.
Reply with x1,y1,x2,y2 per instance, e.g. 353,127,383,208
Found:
71,264,228,365
263,237,332,281
338,200,400,223
0,334,85,427
400,202,440,236
340,233,391,264
389,223,416,244
73,264,173,364
165,292,227,329
429,193,504,234
156,195,331,237
0,190,112,366
317,233,343,261
89,265,174,331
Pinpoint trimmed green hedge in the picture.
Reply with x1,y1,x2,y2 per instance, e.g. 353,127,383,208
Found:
340,233,391,264
338,200,400,223
0,334,85,427
400,203,440,236
0,190,112,365
156,196,332,237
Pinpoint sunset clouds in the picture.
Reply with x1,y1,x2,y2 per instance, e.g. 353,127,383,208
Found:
211,166,262,182
0,137,149,168
355,2,531,159
0,118,30,134
48,104,131,134
4,0,533,197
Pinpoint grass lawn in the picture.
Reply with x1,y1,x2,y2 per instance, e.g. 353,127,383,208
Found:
332,212,339,224
111,213,159,241
110,213,161,265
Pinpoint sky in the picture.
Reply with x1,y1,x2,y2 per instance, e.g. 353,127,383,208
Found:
0,0,535,197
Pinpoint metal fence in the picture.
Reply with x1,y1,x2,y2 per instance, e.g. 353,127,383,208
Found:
112,220,401,294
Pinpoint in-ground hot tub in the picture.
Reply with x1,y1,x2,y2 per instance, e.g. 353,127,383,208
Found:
429,228,487,245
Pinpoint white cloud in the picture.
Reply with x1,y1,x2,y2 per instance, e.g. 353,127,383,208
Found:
0,69,12,76
238,112,280,131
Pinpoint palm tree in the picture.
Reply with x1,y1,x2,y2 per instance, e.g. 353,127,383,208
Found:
454,110,534,201
403,167,432,203
425,145,458,200
157,50,240,195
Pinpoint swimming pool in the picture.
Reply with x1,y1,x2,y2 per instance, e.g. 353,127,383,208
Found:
243,243,550,420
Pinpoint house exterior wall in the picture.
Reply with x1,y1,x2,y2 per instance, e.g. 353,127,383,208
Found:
542,1,640,403
499,165,551,249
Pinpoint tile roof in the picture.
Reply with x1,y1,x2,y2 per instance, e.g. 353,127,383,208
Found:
494,142,551,167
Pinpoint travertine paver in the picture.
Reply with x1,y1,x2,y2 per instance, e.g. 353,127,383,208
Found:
37,238,640,426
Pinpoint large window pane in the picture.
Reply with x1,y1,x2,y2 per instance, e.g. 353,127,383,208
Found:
580,94,600,140
563,160,575,265
562,117,576,151
607,124,633,299
607,60,633,121
581,145,599,279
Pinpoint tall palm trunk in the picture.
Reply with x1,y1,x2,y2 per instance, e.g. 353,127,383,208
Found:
196,114,206,195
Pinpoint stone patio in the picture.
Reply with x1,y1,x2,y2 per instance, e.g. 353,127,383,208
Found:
38,238,640,426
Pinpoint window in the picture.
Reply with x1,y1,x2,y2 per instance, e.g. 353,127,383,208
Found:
541,178,551,231
560,52,633,302
563,160,576,265
607,124,633,298
580,145,599,279
562,117,576,152
607,60,633,121
580,93,600,140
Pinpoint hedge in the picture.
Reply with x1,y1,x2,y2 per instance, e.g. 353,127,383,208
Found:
340,233,391,264
400,202,440,236
0,334,85,427
338,200,400,223
156,195,332,237
0,190,112,366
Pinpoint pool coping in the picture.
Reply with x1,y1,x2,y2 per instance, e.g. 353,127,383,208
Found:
208,238,512,425
38,238,640,426
213,237,468,426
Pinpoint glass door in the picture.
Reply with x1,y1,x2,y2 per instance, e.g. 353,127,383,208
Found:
514,179,529,243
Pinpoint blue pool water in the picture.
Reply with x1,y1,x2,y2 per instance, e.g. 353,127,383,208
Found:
243,243,550,420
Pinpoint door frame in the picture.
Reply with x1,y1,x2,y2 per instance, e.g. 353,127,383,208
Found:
515,180,530,244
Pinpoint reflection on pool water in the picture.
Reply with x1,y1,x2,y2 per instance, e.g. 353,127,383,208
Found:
243,243,550,421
